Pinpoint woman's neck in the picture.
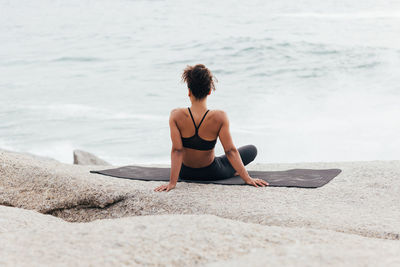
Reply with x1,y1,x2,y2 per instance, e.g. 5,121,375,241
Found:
190,98,207,112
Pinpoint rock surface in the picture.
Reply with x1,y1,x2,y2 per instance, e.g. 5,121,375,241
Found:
73,149,110,166
0,147,58,162
1,206,399,267
1,149,399,240
1,149,400,265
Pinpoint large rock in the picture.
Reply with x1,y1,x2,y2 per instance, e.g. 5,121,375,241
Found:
0,147,58,162
73,149,111,166
0,149,399,242
1,206,399,267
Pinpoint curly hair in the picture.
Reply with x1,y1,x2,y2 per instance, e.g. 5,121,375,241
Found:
182,64,216,100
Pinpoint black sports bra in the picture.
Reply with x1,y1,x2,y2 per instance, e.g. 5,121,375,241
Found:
181,107,217,151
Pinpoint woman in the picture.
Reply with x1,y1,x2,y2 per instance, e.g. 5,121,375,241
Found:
154,64,268,192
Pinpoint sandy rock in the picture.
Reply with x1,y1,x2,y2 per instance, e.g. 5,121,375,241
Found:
1,206,399,267
0,149,399,242
73,149,110,165
0,147,57,162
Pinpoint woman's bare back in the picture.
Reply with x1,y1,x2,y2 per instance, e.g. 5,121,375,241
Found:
173,107,222,168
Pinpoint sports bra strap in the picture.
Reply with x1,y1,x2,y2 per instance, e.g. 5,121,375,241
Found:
187,107,210,133
197,110,209,129
187,107,196,129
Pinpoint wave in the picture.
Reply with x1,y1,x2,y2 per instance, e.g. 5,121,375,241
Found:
51,56,103,62
273,12,400,19
21,104,168,121
354,62,381,69
0,139,15,151
26,141,77,164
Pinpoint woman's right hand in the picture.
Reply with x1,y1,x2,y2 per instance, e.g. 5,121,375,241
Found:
245,177,269,187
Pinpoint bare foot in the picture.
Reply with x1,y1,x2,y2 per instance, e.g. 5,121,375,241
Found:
234,172,239,176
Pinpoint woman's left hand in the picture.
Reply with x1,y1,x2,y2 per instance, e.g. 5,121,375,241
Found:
154,183,176,192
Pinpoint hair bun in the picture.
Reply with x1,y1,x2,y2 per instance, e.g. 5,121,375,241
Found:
182,64,216,100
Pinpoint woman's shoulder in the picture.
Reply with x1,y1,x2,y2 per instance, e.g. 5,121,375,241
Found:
204,109,228,126
169,107,187,119
209,109,228,119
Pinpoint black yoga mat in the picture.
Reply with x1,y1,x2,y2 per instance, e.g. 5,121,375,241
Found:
90,166,341,188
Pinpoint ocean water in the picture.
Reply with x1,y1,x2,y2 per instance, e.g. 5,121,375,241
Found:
1,0,399,164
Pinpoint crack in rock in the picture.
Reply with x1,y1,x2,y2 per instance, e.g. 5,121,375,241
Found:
44,196,126,217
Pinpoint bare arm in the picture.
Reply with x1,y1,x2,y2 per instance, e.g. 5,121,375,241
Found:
154,109,183,192
218,111,268,187
168,110,183,185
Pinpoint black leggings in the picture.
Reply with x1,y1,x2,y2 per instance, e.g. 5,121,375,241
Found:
179,144,257,180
